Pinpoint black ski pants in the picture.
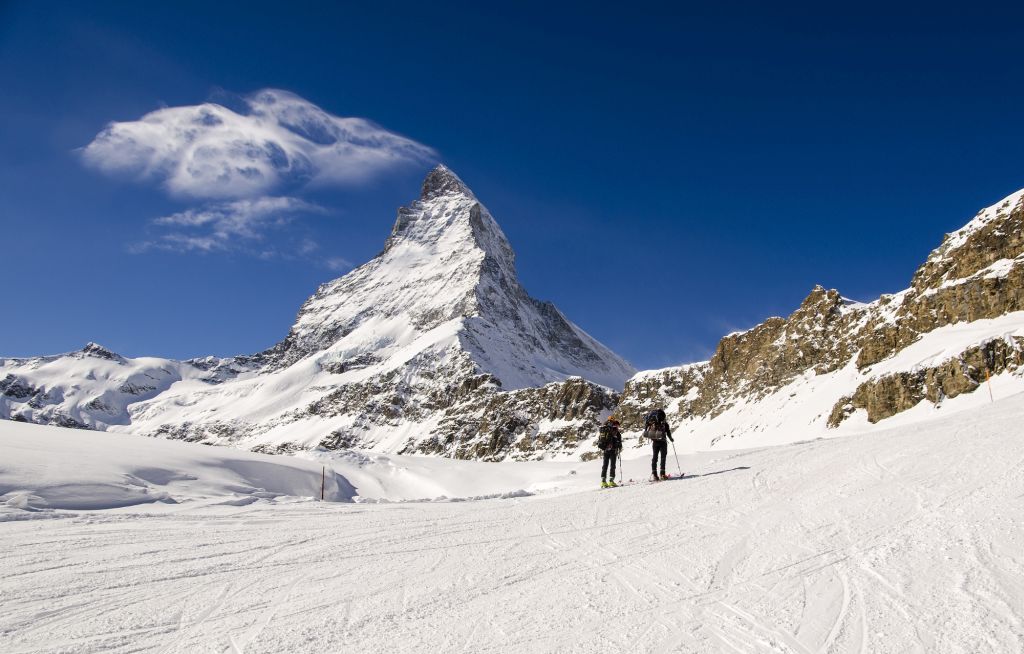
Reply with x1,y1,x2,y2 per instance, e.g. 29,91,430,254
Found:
650,439,668,475
601,449,618,480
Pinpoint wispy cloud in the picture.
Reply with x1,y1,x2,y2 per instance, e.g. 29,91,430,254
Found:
81,88,436,199
153,196,321,239
324,256,353,272
134,195,326,255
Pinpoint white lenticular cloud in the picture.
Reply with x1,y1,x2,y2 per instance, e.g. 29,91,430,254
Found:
82,89,436,199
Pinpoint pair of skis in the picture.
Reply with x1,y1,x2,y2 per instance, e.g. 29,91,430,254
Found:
600,440,684,488
601,473,685,489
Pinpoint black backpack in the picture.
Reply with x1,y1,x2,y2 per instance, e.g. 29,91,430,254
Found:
597,423,614,450
645,410,667,440
644,410,666,427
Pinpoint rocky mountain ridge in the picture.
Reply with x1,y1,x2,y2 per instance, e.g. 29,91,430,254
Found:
3,178,1023,459
617,187,1024,449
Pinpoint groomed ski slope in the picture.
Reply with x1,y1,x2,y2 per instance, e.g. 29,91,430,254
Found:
3,394,1024,653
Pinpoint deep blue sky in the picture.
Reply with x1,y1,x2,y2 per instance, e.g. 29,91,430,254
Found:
2,1,1022,370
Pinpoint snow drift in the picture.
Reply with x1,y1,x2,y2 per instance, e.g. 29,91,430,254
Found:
0,421,355,514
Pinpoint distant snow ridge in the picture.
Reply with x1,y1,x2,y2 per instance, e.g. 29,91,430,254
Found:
1,166,633,460
0,343,247,431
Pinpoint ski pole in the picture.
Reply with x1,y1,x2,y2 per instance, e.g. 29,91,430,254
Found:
618,451,623,484
670,440,682,476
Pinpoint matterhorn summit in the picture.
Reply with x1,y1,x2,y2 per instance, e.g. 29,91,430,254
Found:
1,165,634,459
264,164,632,389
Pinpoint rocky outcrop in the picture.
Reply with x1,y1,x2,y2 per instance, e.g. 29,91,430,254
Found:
415,377,618,461
616,364,707,427
830,336,1024,425
619,187,1024,437
697,287,862,404
1,374,41,401
856,192,1024,368
856,258,1024,365
617,286,868,431
911,192,1024,291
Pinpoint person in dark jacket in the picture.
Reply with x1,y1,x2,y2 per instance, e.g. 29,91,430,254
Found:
642,409,673,480
598,417,623,488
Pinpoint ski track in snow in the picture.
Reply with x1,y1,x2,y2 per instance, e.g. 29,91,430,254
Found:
3,398,1024,653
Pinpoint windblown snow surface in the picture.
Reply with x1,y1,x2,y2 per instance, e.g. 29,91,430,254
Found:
3,389,1024,653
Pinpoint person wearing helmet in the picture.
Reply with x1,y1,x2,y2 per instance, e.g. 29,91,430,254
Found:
597,416,623,488
642,409,673,480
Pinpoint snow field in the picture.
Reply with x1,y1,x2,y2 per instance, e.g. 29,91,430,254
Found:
3,392,1024,653
0,422,355,514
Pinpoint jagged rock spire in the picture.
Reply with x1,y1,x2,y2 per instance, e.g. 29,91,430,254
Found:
420,164,473,200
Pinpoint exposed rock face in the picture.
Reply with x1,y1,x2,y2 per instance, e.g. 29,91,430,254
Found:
416,377,619,461
618,188,1024,442
617,364,707,427
700,287,862,405
616,287,867,433
830,336,1024,426
2,165,633,461
911,193,1024,291
855,192,1024,368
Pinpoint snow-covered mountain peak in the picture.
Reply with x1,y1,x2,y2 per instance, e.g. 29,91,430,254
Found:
252,165,632,391
3,164,634,455
384,165,512,267
420,163,475,200
81,342,123,362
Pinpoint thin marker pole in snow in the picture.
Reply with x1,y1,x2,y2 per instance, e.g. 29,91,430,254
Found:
985,369,994,403
321,466,325,501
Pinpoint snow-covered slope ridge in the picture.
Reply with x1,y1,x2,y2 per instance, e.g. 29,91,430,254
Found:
1,166,633,459
620,186,1024,450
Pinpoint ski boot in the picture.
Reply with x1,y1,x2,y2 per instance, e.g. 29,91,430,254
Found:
660,472,669,480
601,480,609,488
650,473,660,482
607,480,618,488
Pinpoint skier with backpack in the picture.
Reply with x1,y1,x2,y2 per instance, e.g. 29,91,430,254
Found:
641,409,674,481
597,416,623,488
